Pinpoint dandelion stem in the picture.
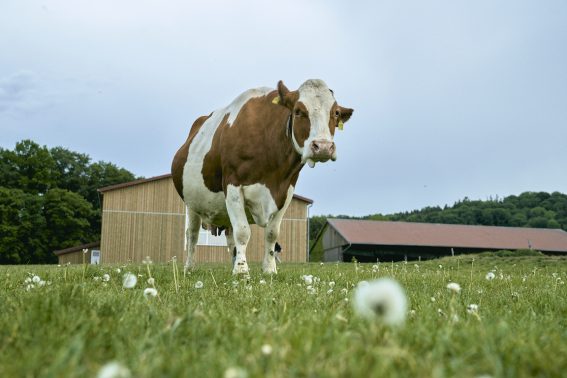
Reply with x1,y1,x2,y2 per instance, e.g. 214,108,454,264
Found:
209,270,218,288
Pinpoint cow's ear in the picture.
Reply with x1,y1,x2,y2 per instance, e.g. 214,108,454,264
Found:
274,80,299,110
338,106,354,124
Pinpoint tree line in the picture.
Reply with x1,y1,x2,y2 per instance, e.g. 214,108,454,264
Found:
0,140,136,264
310,191,567,242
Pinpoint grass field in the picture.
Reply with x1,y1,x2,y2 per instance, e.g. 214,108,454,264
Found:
1,253,566,378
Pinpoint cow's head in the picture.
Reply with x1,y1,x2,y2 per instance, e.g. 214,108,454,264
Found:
275,79,353,167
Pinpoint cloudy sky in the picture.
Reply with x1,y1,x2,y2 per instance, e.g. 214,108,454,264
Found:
1,1,566,216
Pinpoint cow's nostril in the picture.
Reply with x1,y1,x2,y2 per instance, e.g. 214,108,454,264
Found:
329,143,336,153
311,141,320,152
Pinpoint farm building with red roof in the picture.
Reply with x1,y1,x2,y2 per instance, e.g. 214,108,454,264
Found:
311,219,567,262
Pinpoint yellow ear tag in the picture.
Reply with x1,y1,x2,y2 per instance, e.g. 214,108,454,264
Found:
338,120,344,130
272,96,280,104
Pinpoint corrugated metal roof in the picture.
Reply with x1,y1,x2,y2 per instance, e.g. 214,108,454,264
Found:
98,173,314,204
327,219,567,253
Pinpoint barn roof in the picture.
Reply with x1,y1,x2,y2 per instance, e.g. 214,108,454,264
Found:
53,241,100,256
327,219,567,253
98,174,314,204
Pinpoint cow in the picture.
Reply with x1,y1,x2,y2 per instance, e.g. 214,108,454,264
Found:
171,79,353,274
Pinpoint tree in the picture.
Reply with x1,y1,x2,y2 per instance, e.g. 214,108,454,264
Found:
0,140,138,264
43,189,98,257
0,188,47,264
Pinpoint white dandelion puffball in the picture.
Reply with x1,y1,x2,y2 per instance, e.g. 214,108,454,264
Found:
224,367,248,378
261,344,273,356
143,287,158,299
485,272,495,281
147,277,155,285
259,279,266,285
97,361,131,378
122,273,137,289
302,275,313,285
102,274,110,282
467,304,479,314
32,275,41,283
194,281,204,289
353,278,408,326
446,282,461,293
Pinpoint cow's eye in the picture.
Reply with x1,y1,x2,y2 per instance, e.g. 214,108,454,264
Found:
334,110,340,118
295,109,302,117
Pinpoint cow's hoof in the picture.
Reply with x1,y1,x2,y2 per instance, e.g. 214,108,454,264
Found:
232,261,249,275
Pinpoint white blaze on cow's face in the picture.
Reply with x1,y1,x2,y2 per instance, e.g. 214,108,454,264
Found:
277,79,353,168
297,80,336,165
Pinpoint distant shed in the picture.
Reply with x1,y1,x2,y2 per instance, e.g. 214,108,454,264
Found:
96,174,312,264
313,219,567,262
54,242,101,265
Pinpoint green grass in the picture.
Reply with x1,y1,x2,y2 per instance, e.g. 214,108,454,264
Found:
1,254,566,377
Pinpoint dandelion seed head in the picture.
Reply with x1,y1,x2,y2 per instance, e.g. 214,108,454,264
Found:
328,281,335,288
82,248,88,254
446,282,461,293
302,275,313,285
224,367,248,378
102,274,110,282
259,279,266,285
115,268,121,274
32,275,41,284
143,287,158,299
327,289,334,294
194,281,204,289
122,273,137,289
97,361,131,378
353,278,408,326
147,277,155,285
467,304,479,314
261,344,273,356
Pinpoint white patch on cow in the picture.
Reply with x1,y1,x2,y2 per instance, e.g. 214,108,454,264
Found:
181,87,272,227
242,183,279,227
297,79,336,162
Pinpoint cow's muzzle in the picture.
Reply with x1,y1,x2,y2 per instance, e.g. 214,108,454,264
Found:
309,140,336,162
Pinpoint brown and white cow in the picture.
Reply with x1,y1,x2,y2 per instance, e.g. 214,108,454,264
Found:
171,79,353,274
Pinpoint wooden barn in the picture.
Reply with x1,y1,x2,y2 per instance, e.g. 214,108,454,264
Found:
312,219,567,262
86,174,313,265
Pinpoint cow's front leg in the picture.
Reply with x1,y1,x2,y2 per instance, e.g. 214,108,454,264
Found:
184,208,202,273
225,185,250,275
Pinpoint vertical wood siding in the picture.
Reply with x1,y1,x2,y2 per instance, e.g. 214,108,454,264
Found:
100,177,309,264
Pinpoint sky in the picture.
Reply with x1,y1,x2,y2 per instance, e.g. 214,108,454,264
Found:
1,0,566,216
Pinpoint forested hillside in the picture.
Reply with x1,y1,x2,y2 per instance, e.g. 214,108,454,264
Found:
0,140,137,264
310,192,567,241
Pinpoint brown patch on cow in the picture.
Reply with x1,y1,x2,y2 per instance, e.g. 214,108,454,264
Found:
171,114,211,199
291,101,311,147
201,113,230,193
201,90,304,209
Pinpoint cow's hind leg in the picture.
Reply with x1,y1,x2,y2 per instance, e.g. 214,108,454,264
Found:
225,185,250,275
263,187,294,274
226,228,236,267
184,208,202,273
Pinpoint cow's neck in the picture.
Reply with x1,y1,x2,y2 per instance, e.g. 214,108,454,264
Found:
264,113,304,207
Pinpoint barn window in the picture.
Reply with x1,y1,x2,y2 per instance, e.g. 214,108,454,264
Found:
197,229,228,246
184,209,228,247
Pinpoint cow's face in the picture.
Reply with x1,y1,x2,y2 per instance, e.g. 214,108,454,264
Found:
276,79,353,167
